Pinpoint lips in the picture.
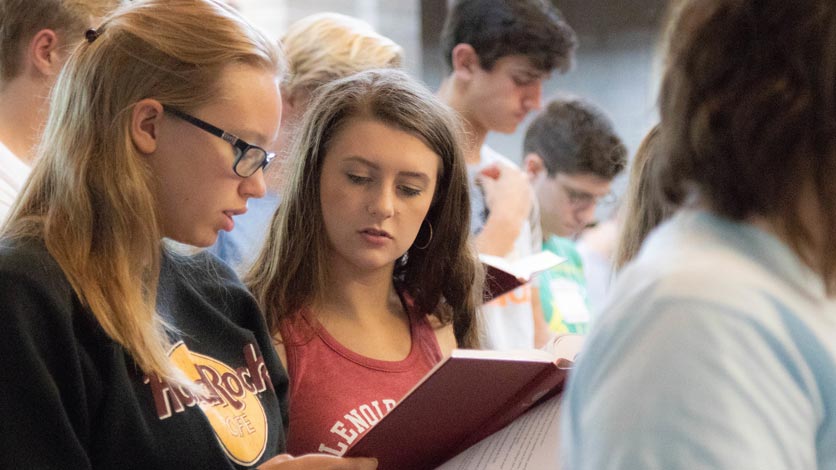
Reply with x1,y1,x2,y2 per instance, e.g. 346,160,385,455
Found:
221,208,247,232
360,228,392,239
224,208,247,217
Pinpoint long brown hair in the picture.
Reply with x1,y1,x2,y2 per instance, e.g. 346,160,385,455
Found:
658,0,836,292
247,69,483,348
1,0,283,382
613,125,676,271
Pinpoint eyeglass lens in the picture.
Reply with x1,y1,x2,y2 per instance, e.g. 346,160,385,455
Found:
234,147,268,177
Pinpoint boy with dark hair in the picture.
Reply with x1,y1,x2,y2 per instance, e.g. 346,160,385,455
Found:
440,0,575,77
0,0,120,222
523,97,627,333
437,0,577,349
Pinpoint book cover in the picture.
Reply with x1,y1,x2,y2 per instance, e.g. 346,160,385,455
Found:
344,335,583,470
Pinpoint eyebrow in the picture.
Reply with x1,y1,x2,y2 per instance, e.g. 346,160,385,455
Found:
514,69,550,81
235,129,272,147
513,66,544,76
343,156,431,184
563,183,609,198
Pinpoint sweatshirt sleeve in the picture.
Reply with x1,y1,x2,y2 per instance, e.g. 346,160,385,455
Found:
0,252,93,470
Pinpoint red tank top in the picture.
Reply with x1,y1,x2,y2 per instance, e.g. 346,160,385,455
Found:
279,299,443,456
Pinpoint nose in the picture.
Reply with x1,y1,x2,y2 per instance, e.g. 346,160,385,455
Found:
239,169,267,200
575,202,597,228
524,82,543,112
367,184,395,219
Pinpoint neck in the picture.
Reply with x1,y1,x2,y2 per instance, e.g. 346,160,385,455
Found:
438,76,487,165
315,259,401,323
0,77,50,164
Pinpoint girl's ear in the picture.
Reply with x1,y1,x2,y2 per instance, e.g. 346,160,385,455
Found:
130,99,165,155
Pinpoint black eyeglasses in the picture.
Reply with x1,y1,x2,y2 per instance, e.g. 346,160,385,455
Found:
164,106,275,178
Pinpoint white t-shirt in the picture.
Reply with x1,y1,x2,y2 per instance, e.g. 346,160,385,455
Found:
470,145,542,350
0,140,31,224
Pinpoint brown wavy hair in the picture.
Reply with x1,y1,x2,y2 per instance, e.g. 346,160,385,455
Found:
246,69,483,348
658,0,836,292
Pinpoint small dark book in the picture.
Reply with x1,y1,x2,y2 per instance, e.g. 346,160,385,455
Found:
481,251,566,301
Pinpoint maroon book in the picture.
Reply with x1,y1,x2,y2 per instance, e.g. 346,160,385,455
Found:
480,252,565,301
344,335,583,470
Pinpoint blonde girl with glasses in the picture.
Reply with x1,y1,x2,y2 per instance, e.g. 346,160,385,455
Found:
0,1,375,469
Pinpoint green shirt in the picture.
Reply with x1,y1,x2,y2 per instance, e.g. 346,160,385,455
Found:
537,236,591,334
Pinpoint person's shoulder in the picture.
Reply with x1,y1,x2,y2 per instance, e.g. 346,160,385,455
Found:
610,249,768,330
638,215,802,306
162,247,262,323
0,237,68,289
0,139,32,191
479,144,519,169
543,235,581,259
600,214,809,344
163,246,245,292
0,237,77,331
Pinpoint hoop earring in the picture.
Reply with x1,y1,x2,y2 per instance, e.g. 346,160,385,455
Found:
414,219,433,250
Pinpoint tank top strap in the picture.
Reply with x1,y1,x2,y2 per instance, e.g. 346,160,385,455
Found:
396,288,444,364
277,310,318,346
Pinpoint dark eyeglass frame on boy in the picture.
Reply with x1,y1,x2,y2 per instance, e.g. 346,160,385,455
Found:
164,106,275,177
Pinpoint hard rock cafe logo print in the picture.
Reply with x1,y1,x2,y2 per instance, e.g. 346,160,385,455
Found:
143,341,274,466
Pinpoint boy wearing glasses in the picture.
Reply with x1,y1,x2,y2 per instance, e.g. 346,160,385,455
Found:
523,97,626,333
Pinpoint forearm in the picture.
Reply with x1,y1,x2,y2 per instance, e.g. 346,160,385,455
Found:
475,210,526,257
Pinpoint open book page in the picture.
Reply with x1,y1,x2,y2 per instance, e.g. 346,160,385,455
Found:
480,251,565,280
542,334,584,362
435,392,563,470
449,348,558,362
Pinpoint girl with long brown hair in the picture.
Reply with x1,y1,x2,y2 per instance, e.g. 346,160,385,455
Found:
246,69,483,456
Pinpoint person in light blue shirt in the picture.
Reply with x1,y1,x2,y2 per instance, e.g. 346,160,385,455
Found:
561,1,836,469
